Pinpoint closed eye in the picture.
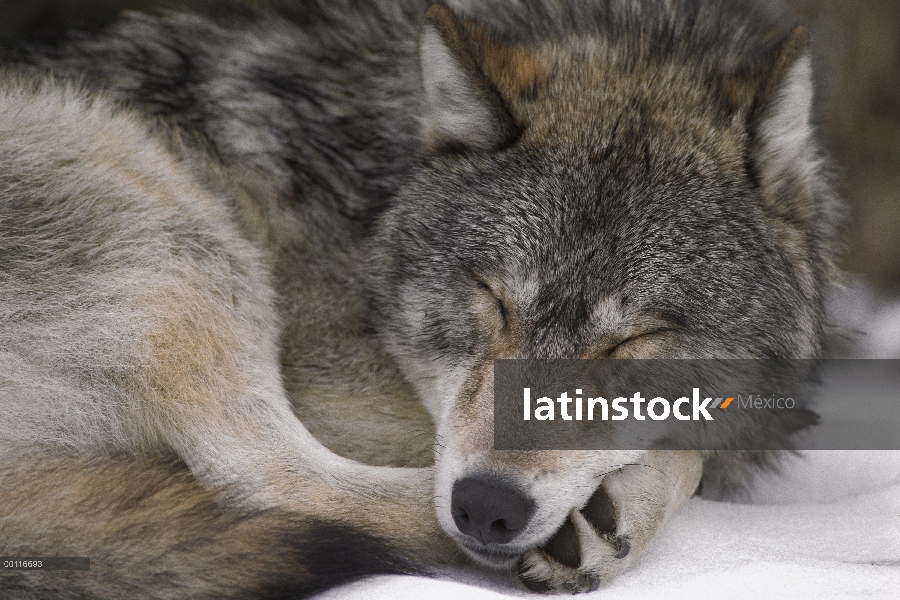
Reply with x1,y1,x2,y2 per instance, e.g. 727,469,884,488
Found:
607,329,675,357
476,280,508,330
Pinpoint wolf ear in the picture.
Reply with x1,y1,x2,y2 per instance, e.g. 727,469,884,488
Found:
419,5,520,153
744,26,817,191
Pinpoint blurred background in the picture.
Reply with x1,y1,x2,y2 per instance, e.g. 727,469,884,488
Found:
1,0,898,292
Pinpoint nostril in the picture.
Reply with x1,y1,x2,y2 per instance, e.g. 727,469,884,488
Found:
451,475,535,546
491,518,515,533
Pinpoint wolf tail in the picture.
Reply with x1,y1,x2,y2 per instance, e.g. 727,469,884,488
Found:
0,453,425,599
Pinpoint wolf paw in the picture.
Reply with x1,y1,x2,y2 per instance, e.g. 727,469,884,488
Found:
517,484,630,593
517,452,702,593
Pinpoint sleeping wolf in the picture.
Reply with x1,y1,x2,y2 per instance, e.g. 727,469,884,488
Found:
0,0,841,596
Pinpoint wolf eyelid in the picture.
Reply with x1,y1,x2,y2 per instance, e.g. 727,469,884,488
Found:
495,296,509,328
476,280,508,329
607,328,674,356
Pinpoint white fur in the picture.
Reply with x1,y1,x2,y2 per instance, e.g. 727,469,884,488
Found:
757,54,817,183
420,25,503,151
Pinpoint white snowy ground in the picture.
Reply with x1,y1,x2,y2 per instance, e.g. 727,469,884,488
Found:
315,284,900,600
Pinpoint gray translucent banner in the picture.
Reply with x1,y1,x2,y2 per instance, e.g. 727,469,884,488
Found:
493,360,900,450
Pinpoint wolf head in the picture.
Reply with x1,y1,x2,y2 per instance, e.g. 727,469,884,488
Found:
368,1,841,568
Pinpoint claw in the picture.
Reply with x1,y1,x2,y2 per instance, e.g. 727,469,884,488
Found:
518,560,553,593
614,536,630,559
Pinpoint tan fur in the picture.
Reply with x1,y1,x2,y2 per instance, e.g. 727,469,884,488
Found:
0,451,454,597
0,76,458,591
0,0,838,595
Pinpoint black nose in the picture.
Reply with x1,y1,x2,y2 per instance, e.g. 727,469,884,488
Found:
451,476,535,545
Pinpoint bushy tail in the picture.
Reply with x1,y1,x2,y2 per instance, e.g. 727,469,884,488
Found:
0,453,425,599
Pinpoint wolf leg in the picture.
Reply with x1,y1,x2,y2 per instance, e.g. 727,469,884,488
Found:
0,78,459,572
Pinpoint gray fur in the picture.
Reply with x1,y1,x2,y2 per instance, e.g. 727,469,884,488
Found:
0,0,842,596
